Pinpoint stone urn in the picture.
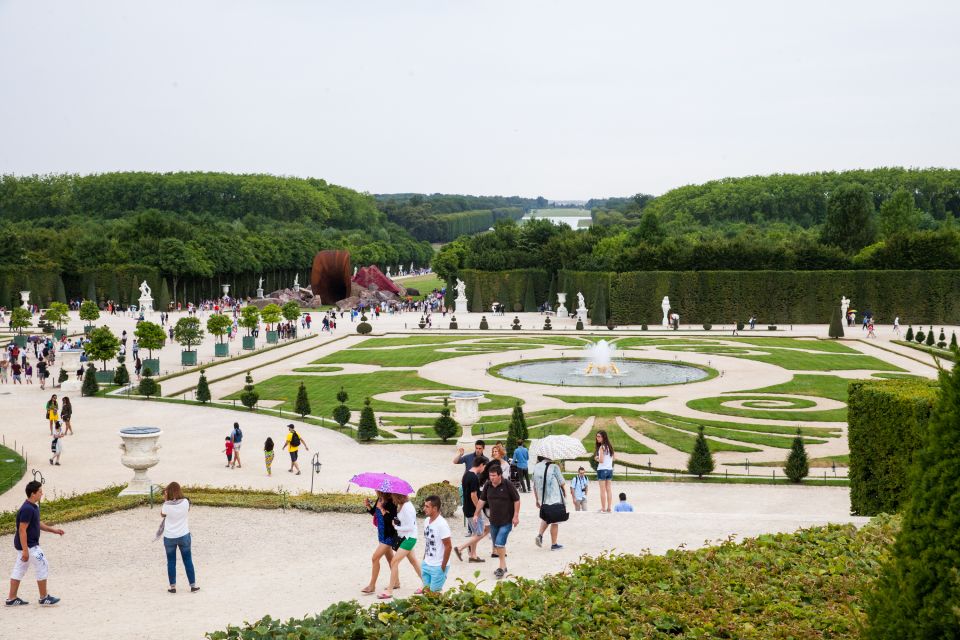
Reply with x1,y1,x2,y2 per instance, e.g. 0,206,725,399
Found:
451,391,484,442
20,291,30,309
556,292,568,318
118,427,163,496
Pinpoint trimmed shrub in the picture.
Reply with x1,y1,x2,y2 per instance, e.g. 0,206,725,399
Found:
138,369,159,398
57,368,68,386
413,481,460,517
687,426,715,478
81,364,99,397
113,363,130,386
576,319,584,330
357,398,378,441
196,370,211,403
866,363,960,638
511,316,521,330
915,329,925,344
295,382,311,418
951,331,958,351
702,323,712,331
848,379,938,516
543,317,552,330
785,429,809,483
506,401,528,456
479,315,489,330
829,306,844,338
936,328,946,349
924,326,935,347
332,387,350,428
239,372,259,410
432,398,458,442
356,314,372,335
905,326,914,342
449,315,458,330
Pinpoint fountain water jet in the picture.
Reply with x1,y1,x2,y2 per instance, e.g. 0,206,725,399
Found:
584,340,620,376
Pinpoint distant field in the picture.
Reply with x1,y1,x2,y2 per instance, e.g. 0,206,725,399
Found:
399,273,445,293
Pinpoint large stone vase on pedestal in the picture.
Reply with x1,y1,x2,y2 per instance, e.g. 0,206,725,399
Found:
556,292,568,317
20,291,30,310
119,427,163,496
451,391,484,443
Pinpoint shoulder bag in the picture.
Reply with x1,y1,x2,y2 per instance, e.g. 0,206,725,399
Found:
538,463,569,524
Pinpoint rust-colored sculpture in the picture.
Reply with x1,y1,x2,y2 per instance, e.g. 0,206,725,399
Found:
310,250,352,303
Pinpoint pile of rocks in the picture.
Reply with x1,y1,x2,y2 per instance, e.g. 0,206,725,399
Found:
250,287,321,309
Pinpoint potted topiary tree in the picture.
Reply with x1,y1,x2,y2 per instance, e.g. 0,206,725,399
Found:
281,301,301,339
261,303,282,344
10,307,31,347
207,313,232,357
239,305,260,350
79,300,100,335
87,325,120,383
134,320,165,375
43,302,70,340
174,316,204,366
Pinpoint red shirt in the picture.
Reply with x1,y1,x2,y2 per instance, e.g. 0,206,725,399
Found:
225,441,234,455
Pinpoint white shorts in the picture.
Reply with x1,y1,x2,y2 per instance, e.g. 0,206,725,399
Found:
11,546,49,581
233,442,242,450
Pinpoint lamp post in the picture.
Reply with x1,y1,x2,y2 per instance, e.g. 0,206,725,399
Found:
310,454,322,494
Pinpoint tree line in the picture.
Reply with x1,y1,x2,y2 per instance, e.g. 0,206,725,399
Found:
376,193,545,242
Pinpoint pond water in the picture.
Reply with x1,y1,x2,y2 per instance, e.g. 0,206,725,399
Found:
495,359,709,387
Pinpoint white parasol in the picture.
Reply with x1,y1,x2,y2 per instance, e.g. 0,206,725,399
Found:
529,435,588,461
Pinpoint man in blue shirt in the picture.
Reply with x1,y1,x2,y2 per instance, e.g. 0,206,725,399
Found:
614,492,634,513
512,439,530,492
7,480,64,606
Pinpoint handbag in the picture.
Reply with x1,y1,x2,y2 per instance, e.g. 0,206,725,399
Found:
538,463,569,524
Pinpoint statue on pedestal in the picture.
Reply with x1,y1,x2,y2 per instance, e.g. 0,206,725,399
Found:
139,280,152,298
661,296,671,326
293,274,300,291
841,296,850,320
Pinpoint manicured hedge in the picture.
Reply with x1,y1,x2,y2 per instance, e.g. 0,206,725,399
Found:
848,379,939,516
558,269,613,326
607,270,960,325
460,268,550,313
208,516,898,639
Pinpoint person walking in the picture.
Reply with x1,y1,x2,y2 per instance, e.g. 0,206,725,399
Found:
512,439,530,492
453,440,486,471
594,430,615,513
379,493,420,600
893,316,900,335
45,395,58,435
263,437,275,476
454,455,488,563
533,455,568,551
60,398,73,436
156,482,198,593
490,443,511,481
473,463,520,580
614,493,634,512
570,466,589,511
361,492,398,594
6,480,64,606
36,360,47,390
417,495,452,594
49,424,63,466
282,424,308,474
230,422,243,468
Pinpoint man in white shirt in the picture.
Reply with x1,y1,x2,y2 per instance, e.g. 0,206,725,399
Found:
419,495,452,593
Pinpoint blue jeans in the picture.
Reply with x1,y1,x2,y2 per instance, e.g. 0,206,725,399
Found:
163,534,196,586
489,523,513,548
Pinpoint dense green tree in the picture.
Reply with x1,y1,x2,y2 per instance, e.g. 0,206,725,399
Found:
506,402,528,456
134,321,165,358
785,429,809,483
281,301,301,331
260,303,282,330
206,313,232,344
113,363,130,386
239,372,259,409
239,305,260,336
295,382,311,417
820,183,877,253
687,426,715,478
42,302,69,330
433,398,458,442
10,307,32,335
878,188,922,239
866,362,960,638
357,398,378,441
157,279,171,311
79,300,100,325
81,364,99,396
173,316,204,352
87,326,120,370
196,369,211,403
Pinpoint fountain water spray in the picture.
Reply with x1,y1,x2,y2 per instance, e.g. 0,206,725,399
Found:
584,339,620,376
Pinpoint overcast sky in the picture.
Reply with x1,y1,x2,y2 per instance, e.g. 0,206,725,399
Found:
1,1,958,200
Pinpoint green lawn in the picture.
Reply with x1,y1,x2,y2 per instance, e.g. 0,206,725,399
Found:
623,417,759,454
656,416,828,448
545,394,661,405
313,343,526,367
224,371,511,415
872,372,926,380
660,345,903,372
0,445,25,497
725,454,850,469
354,336,468,348
399,273,446,293
399,391,521,411
687,396,848,422
738,374,852,401
614,337,725,348
647,412,840,438
292,366,344,373
471,336,590,347
580,418,657,455
725,337,859,353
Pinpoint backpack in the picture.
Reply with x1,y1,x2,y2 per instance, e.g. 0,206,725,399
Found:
290,431,301,447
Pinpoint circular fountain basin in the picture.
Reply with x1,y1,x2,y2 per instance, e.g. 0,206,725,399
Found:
493,358,711,387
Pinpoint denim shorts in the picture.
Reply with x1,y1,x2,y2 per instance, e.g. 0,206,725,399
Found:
489,522,513,548
597,469,613,481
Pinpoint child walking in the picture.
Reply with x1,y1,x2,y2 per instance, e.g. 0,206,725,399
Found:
49,423,63,466
222,436,234,468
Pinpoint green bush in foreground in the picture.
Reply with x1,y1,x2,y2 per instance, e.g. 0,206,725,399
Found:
208,517,898,640
866,362,960,638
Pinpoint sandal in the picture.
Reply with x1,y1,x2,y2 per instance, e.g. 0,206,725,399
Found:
361,587,375,594
414,588,424,595
454,547,463,562
377,593,392,600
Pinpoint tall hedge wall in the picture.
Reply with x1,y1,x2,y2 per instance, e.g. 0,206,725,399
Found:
848,379,939,516
460,269,550,313
558,270,613,326
435,207,524,242
606,270,960,325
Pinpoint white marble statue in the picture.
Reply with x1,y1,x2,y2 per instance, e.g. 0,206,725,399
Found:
455,278,468,315
293,274,300,291
841,296,850,319
661,296,671,326
386,266,392,278
410,262,414,273
353,266,358,277
258,276,264,290
455,278,467,300
556,292,568,317
576,292,586,310
139,280,152,298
